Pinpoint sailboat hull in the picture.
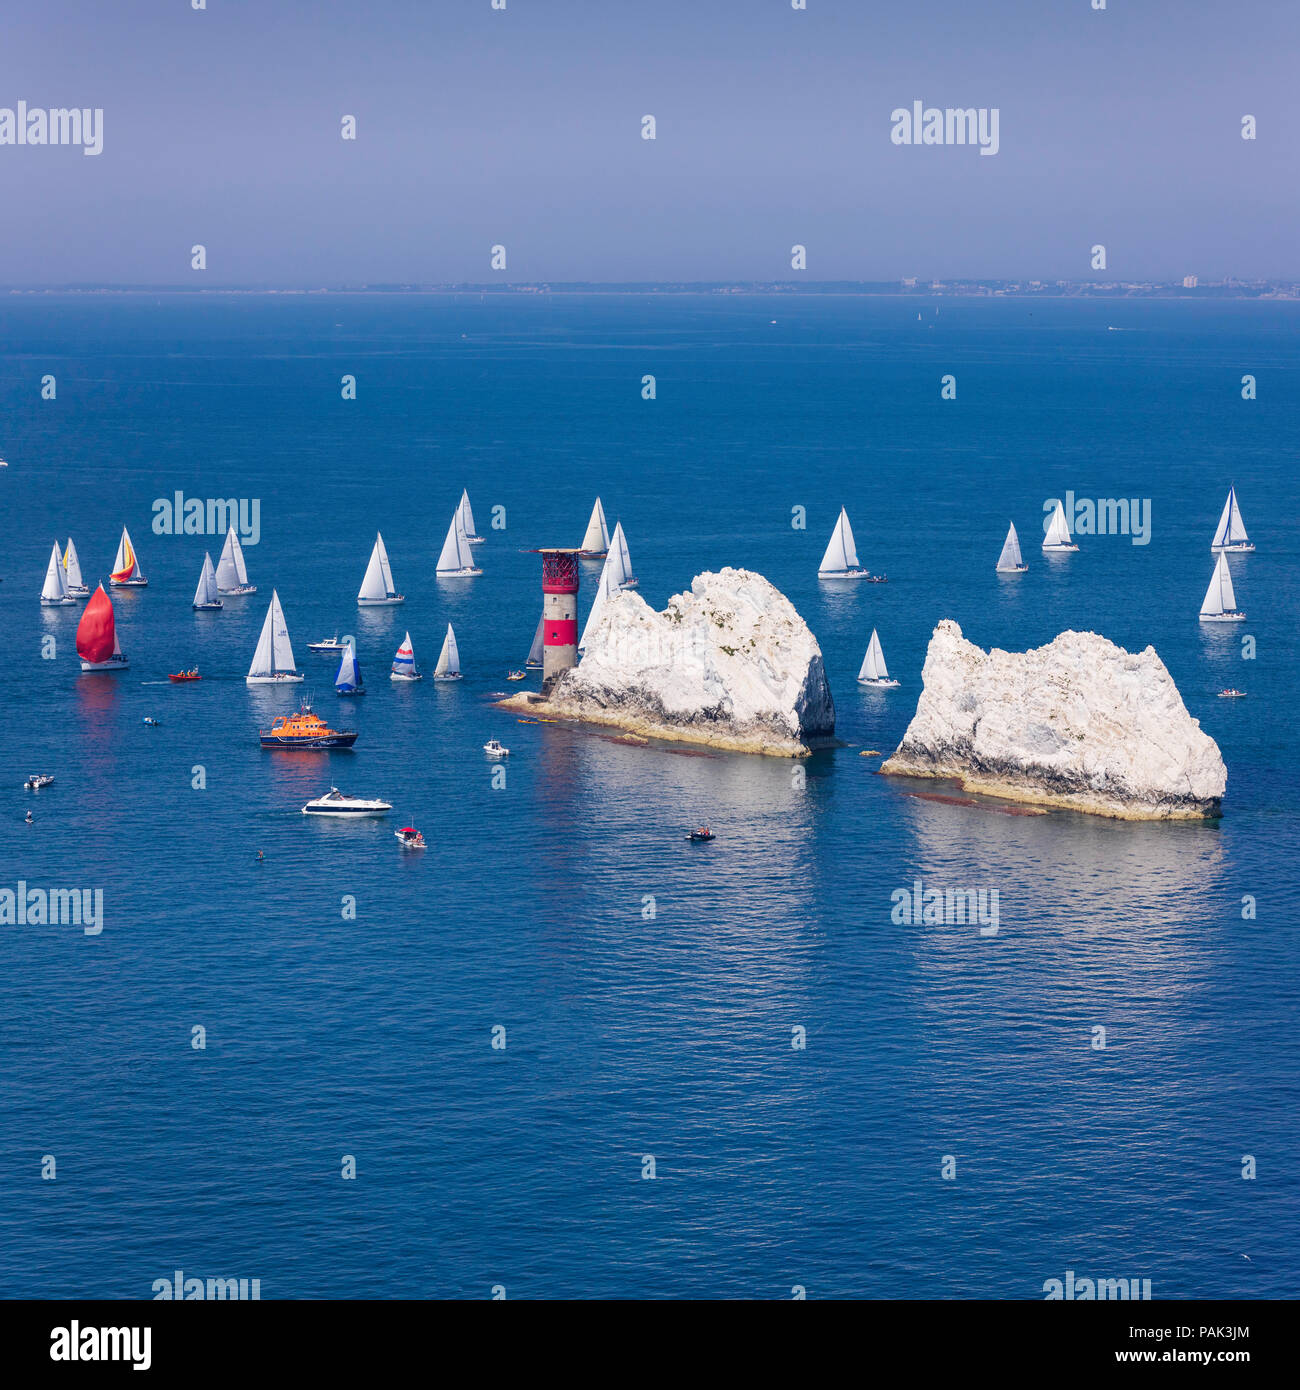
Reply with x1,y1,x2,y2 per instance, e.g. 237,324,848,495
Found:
436,566,483,577
857,677,900,688
390,672,423,682
246,673,305,685
433,673,462,682
217,583,257,596
110,576,149,587
192,600,224,611
1199,612,1246,623
80,655,129,672
996,563,1029,574
41,596,76,606
1211,542,1255,553
357,596,405,606
1041,544,1078,553
819,568,871,579
66,585,89,597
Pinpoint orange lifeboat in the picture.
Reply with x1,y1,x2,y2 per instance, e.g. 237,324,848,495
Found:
259,701,358,749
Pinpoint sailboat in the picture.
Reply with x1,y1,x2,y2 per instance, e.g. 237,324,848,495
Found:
857,628,899,688
246,589,304,683
1042,500,1078,553
525,613,545,668
433,623,462,680
436,506,482,576
579,555,617,651
214,525,256,595
192,551,223,610
357,531,405,605
76,585,129,670
580,497,610,556
334,641,365,695
995,521,1028,573
1199,552,1245,622
1211,486,1254,552
62,539,89,596
606,520,637,588
40,541,75,605
109,525,148,586
458,489,484,545
818,507,871,578
390,631,422,681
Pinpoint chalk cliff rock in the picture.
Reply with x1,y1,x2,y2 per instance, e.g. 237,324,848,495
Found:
501,568,835,755
881,620,1226,819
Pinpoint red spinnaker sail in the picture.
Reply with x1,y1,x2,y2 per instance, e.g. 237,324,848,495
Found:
76,585,116,664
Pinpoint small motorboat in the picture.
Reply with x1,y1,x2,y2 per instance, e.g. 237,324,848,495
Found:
1218,688,1247,699
308,633,347,654
143,717,160,726
483,738,509,758
686,826,716,842
395,826,427,849
23,773,54,790
302,788,392,817
506,669,527,682
169,669,201,682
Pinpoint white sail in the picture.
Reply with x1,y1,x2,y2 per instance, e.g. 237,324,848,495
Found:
581,497,610,553
819,508,861,574
580,559,616,650
436,508,477,573
63,538,84,589
41,542,69,602
1211,487,1251,550
604,521,635,588
248,590,297,677
1043,500,1075,549
193,552,221,607
358,532,400,601
434,623,461,677
335,642,363,691
526,613,545,666
1200,553,1239,616
858,629,888,682
215,526,251,590
996,522,1025,571
458,489,480,539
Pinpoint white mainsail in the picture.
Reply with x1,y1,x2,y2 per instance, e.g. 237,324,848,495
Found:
1043,500,1075,550
41,541,70,603
215,526,252,591
247,590,299,679
63,538,85,590
436,508,479,574
1200,553,1240,618
434,623,461,677
526,613,545,666
358,532,402,602
996,522,1025,572
458,489,482,542
580,558,617,650
604,520,635,588
858,629,889,682
1211,486,1252,550
581,497,610,554
818,507,862,574
193,552,221,607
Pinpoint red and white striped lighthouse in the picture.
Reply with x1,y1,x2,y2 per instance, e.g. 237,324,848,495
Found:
535,548,582,688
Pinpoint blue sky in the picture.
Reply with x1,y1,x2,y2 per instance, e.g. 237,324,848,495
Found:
1,0,1295,284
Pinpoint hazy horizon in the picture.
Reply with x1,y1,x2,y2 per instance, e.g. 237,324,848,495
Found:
2,0,1296,285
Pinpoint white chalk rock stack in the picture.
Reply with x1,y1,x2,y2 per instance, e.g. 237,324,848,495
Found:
547,567,835,755
882,620,1226,819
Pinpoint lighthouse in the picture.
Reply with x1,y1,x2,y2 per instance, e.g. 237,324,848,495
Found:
533,548,582,689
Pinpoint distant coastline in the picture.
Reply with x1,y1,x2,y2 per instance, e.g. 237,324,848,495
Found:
3,279,1299,300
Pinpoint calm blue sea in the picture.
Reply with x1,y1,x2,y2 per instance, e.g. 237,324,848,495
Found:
0,293,1297,1299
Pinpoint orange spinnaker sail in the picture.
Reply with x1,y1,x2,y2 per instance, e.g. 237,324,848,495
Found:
76,585,116,664
111,534,136,582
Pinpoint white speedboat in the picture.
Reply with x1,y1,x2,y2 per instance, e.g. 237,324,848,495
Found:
483,738,509,758
24,773,54,790
308,633,347,654
302,788,392,817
